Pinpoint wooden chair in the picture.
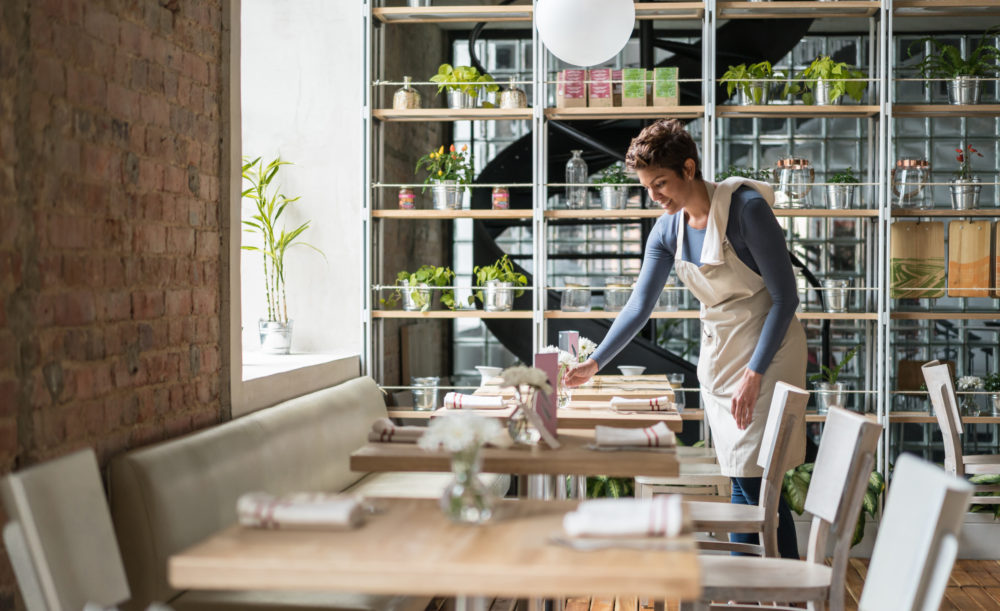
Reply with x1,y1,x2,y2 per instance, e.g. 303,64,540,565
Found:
858,453,973,611
680,407,882,611
1,448,130,611
686,381,809,557
922,360,1000,505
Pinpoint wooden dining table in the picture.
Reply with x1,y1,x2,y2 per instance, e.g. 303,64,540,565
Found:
168,498,701,601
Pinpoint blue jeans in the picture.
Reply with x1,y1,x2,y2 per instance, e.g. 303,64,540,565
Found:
730,476,798,559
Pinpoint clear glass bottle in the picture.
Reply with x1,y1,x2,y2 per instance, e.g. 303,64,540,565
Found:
392,76,421,110
565,150,588,209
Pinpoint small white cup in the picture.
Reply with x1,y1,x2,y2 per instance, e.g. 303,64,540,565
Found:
618,365,646,376
475,365,503,387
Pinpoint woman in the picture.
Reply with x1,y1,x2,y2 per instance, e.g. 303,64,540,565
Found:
563,119,806,559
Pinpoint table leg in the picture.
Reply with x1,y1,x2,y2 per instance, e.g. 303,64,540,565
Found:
456,595,488,611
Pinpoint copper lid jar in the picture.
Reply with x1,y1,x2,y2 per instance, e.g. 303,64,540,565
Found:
774,157,814,209
892,158,931,209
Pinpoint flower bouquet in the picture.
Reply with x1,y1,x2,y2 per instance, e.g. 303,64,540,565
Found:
541,337,597,408
500,365,554,446
956,375,984,416
951,144,984,210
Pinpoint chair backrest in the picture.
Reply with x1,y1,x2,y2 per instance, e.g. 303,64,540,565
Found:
803,407,882,611
859,453,973,611
1,448,130,611
757,381,808,519
922,360,965,476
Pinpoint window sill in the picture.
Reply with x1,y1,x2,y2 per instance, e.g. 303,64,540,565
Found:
234,352,361,418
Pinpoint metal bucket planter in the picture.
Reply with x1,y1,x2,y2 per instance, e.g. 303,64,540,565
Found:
482,279,514,312
823,278,851,313
431,179,461,210
947,76,981,105
950,177,981,210
826,184,855,209
813,79,838,106
815,381,847,414
991,393,1000,416
407,0,432,6
736,81,770,105
447,89,475,109
600,185,628,210
401,279,432,311
259,319,293,355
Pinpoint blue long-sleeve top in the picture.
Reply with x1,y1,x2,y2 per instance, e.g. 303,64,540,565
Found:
590,185,799,375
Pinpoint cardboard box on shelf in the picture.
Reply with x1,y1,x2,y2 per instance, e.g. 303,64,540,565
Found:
588,69,613,107
556,69,586,108
653,67,679,106
622,68,647,107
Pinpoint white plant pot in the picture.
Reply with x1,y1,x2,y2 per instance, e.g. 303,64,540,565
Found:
259,319,293,355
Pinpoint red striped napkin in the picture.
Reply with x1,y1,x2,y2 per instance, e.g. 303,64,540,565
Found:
236,492,364,530
609,395,675,412
594,422,676,448
563,495,687,538
443,392,506,410
367,417,424,443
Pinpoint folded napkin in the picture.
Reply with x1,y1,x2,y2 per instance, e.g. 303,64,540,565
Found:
594,421,676,448
563,495,687,538
237,492,365,530
443,392,505,410
368,417,424,443
609,395,675,412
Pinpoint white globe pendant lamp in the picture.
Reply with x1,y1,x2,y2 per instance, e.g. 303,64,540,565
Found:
535,0,636,67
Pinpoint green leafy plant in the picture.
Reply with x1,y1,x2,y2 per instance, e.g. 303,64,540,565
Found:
785,56,868,104
720,61,784,103
783,464,884,547
472,254,528,305
968,473,1000,519
829,167,858,184
908,28,1000,79
429,63,500,103
415,143,473,188
809,344,861,385
592,162,634,185
714,165,772,182
381,265,457,311
241,156,323,324
984,373,1000,393
586,475,635,498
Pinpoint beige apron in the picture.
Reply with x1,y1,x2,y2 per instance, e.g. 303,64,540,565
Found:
673,179,807,477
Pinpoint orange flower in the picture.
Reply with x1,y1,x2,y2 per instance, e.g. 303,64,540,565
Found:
461,144,468,151
450,144,456,152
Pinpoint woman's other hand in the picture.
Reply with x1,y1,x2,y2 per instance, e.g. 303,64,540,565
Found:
731,368,762,430
564,358,599,387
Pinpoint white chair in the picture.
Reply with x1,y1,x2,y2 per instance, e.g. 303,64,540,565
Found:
922,360,1000,505
1,448,131,611
686,381,808,557
680,407,882,611
858,453,973,611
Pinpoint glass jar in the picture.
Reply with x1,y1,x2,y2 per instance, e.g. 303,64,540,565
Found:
774,157,814,208
565,150,588,209
491,186,509,210
604,275,633,312
560,277,591,312
498,76,527,109
410,376,440,411
892,158,931,209
392,76,421,110
398,187,415,209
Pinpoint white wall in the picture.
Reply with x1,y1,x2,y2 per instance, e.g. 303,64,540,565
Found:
240,0,361,356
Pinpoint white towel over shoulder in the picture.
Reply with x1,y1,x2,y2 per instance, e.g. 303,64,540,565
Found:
443,392,505,409
237,492,365,530
594,421,676,448
563,495,687,538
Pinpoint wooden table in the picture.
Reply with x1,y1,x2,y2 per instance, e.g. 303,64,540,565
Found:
351,430,679,478
387,406,684,432
169,498,700,600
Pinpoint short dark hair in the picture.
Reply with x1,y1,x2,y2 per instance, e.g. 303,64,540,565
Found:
624,119,702,180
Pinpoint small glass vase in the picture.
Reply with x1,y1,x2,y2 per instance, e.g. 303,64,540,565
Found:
441,446,493,524
960,394,981,417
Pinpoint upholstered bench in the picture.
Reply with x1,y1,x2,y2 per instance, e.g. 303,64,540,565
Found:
109,375,509,611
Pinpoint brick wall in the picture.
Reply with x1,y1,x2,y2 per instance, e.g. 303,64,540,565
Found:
0,0,228,606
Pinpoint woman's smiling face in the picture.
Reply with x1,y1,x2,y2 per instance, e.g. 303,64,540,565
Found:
636,160,696,214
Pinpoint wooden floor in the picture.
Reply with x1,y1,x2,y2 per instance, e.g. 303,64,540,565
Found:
438,560,1000,611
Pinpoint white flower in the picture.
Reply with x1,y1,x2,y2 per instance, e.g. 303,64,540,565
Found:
500,365,553,395
556,350,574,368
539,345,560,353
957,376,984,390
578,337,596,359
418,413,502,453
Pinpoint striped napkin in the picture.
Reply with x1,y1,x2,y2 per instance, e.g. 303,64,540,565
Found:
594,421,676,448
563,495,687,538
237,492,365,530
367,417,424,443
609,395,675,412
443,392,505,410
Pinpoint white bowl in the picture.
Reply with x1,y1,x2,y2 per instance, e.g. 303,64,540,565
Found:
617,365,646,376
475,365,503,386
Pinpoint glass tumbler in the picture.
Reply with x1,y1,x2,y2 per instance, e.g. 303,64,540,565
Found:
560,277,592,312
668,372,685,411
410,376,440,411
565,150,589,209
604,276,633,312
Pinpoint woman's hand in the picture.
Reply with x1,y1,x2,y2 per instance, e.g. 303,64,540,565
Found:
563,358,599,388
731,368,762,430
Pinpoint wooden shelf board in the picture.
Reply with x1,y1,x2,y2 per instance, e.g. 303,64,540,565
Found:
718,104,879,118
718,1,878,19
773,209,878,218
889,411,1000,424
543,311,875,320
891,209,1000,218
893,104,1000,117
373,108,533,122
890,312,1000,321
545,106,704,121
373,209,533,220
373,5,532,24
634,2,705,20
545,209,664,220
893,0,1000,17
373,310,533,319
797,312,878,320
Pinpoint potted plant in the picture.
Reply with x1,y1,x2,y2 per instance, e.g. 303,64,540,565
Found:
592,162,633,210
242,156,323,355
785,55,868,105
472,254,527,312
714,165,772,182
382,265,457,312
720,60,783,105
956,375,985,417
415,144,473,210
808,345,860,414
908,29,1000,105
985,373,1000,417
827,167,858,210
951,143,984,210
783,463,884,547
429,63,500,109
